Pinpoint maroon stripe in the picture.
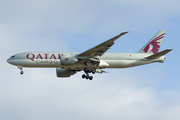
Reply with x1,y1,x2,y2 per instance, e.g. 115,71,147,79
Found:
153,36,164,41
155,33,165,39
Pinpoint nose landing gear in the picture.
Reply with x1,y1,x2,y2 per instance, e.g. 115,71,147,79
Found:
18,66,24,75
20,71,24,75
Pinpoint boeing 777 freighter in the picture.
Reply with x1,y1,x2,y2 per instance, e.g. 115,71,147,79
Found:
7,30,172,80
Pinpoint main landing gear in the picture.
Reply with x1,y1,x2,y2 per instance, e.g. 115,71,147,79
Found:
18,66,24,75
82,74,93,80
82,68,95,80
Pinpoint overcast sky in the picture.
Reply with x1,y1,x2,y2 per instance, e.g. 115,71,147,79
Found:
1,0,180,120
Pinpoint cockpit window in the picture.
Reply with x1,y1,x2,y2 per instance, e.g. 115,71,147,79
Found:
11,55,15,58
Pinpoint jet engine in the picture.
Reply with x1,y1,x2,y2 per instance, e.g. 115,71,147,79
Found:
60,55,78,66
56,68,76,77
98,60,109,67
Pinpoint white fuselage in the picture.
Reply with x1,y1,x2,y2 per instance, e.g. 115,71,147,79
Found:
7,52,166,70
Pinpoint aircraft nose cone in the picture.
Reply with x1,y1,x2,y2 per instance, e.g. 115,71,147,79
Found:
7,58,13,64
7,58,10,63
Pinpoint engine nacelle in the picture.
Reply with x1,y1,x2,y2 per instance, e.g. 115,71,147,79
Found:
56,68,76,77
60,55,78,66
98,60,109,67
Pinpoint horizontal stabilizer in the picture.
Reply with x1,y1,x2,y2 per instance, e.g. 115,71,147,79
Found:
96,69,108,74
146,49,172,59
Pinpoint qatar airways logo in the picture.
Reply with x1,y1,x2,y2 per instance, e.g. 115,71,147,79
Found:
26,53,63,61
143,33,165,54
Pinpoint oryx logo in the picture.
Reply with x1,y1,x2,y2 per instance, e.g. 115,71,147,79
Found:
65,58,68,61
143,33,165,54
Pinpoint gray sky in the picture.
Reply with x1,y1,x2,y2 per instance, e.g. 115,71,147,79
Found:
1,0,180,120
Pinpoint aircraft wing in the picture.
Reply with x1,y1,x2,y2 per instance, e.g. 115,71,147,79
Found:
77,31,128,59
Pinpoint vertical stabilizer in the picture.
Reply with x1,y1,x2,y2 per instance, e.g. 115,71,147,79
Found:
138,30,166,54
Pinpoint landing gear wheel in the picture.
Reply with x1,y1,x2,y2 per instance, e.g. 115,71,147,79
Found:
89,76,93,80
82,74,86,79
84,68,88,73
86,75,89,79
20,71,24,75
83,68,95,80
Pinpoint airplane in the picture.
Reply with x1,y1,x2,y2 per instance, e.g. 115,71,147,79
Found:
7,30,172,80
